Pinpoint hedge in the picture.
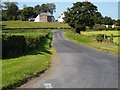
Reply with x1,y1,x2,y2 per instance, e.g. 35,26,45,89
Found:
2,32,53,59
2,35,26,58
96,34,108,42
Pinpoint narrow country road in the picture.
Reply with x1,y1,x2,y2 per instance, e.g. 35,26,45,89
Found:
20,30,118,88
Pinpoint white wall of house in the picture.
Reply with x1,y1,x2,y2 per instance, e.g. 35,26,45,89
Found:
58,13,65,22
34,15,40,22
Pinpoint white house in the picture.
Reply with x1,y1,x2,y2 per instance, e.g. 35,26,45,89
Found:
34,12,55,22
34,14,40,22
58,13,65,22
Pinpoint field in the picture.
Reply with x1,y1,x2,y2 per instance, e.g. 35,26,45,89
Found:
81,31,119,44
2,29,51,37
2,29,53,89
2,21,70,29
64,30,119,56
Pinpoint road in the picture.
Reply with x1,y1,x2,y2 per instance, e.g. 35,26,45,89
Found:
20,30,118,88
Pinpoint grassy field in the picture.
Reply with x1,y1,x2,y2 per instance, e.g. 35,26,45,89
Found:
81,30,119,44
2,21,70,29
64,30,119,56
2,29,53,89
81,30,119,36
2,29,52,38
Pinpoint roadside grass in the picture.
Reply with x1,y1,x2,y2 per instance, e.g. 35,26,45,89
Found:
64,30,119,56
2,53,51,90
2,21,70,29
2,29,53,89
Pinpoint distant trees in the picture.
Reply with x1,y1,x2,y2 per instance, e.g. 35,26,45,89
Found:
116,19,120,26
21,7,34,20
33,3,56,14
1,1,56,21
64,1,99,34
2,2,19,20
102,16,113,25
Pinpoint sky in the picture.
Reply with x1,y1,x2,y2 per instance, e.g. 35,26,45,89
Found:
2,0,119,20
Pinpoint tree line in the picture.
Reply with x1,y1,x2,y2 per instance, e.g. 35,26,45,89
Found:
1,1,56,21
64,1,120,34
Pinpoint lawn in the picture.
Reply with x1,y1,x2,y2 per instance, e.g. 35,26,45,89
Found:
64,30,119,56
2,21,70,29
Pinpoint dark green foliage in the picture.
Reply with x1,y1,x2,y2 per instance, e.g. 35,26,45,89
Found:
21,7,34,20
64,1,98,34
2,35,26,58
75,25,86,34
116,19,120,26
102,16,113,25
2,32,53,59
2,2,19,21
96,34,108,42
2,1,56,21
94,12,103,25
45,32,53,40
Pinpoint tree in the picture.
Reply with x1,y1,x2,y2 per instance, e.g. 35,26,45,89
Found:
46,3,56,14
2,1,19,20
21,7,34,20
34,5,41,14
112,19,116,25
102,16,113,25
1,2,19,20
34,3,56,15
64,1,98,34
116,19,120,26
94,12,103,24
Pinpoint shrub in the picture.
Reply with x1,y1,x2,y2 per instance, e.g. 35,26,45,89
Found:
2,35,26,59
96,34,108,42
2,32,53,59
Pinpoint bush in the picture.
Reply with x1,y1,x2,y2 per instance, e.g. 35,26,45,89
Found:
96,34,108,42
2,32,53,59
2,35,26,59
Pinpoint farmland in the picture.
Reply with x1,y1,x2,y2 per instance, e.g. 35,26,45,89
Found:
81,31,119,44
2,21,70,29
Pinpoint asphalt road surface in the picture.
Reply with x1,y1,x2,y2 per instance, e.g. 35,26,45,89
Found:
20,30,118,88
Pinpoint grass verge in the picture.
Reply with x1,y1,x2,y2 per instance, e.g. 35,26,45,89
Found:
64,30,119,56
2,53,51,90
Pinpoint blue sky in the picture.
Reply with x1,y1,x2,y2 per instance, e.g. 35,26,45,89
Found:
2,0,119,20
